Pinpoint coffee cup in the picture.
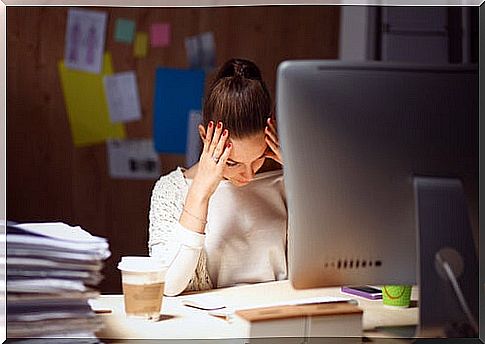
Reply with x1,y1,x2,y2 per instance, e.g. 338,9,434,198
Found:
117,256,167,319
382,285,412,308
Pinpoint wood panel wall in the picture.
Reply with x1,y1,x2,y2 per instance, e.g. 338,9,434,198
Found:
7,6,340,292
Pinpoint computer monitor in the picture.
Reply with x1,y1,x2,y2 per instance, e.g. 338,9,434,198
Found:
276,61,478,336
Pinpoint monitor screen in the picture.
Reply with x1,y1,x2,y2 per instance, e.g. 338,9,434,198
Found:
276,61,478,289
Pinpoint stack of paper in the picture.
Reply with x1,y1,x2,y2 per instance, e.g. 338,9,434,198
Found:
5,222,111,339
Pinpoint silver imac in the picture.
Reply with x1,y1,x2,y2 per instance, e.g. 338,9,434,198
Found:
276,61,478,336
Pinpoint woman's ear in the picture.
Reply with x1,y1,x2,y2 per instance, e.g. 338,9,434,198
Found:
198,124,206,140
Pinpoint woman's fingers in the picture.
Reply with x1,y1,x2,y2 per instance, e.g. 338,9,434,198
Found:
265,126,279,146
265,136,279,155
217,142,232,170
208,121,224,156
265,136,283,164
213,129,229,160
267,117,277,132
265,118,279,145
203,121,214,153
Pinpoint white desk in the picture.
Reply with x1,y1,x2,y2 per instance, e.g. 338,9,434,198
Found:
92,281,418,340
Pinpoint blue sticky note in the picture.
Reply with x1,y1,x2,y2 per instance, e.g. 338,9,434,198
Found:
153,68,205,154
114,18,136,43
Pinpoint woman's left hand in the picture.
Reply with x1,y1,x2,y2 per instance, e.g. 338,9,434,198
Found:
265,117,283,165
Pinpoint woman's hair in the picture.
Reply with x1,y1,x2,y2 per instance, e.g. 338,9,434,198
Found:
202,58,272,139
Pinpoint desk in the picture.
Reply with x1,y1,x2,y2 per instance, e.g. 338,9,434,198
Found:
92,281,418,340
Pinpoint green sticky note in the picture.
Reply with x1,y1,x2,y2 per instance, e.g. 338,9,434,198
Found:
114,18,136,43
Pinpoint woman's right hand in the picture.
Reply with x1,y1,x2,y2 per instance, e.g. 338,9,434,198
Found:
191,121,232,199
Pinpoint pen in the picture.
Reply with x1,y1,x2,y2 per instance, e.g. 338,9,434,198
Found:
208,310,233,322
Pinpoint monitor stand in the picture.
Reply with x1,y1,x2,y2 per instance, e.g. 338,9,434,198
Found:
414,176,478,338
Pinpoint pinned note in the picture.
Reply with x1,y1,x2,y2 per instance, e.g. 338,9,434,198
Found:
114,18,136,43
134,32,148,58
103,71,142,123
185,32,216,72
150,23,171,47
107,139,160,179
64,8,108,74
153,68,205,154
186,110,203,168
58,53,125,147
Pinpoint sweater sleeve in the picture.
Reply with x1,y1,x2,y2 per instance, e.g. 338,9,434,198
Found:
148,169,213,295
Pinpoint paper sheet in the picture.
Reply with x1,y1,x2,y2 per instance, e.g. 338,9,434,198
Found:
150,23,171,47
185,110,202,168
7,222,110,258
107,139,160,179
134,32,148,58
185,32,216,72
58,53,126,147
153,68,205,154
114,18,136,43
181,294,226,310
103,71,142,123
64,8,107,74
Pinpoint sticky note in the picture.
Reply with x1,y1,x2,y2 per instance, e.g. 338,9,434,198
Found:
58,52,125,147
150,23,171,47
153,68,205,154
114,18,135,43
134,32,148,58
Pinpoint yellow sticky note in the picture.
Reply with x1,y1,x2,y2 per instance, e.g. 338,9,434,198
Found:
58,53,125,147
134,32,148,58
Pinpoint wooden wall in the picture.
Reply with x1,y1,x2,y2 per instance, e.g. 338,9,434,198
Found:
6,6,340,292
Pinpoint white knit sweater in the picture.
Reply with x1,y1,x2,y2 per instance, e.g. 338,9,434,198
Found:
148,167,288,296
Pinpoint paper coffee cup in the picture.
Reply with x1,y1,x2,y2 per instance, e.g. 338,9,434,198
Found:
382,285,412,308
118,256,168,319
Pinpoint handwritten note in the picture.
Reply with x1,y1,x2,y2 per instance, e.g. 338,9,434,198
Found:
64,8,107,74
103,71,142,123
185,32,216,72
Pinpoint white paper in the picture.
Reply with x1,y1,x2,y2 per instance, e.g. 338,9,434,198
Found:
15,222,104,242
107,139,160,180
186,110,202,168
64,8,108,74
235,295,354,311
6,222,110,258
7,279,87,293
185,32,216,72
6,257,103,271
182,294,354,317
181,294,226,311
103,71,142,123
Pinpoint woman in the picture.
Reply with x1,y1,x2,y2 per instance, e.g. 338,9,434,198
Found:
148,58,285,296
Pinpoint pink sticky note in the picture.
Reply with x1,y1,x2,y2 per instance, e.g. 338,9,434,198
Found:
150,23,171,47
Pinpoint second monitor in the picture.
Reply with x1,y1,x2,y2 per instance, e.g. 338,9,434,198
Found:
276,61,478,335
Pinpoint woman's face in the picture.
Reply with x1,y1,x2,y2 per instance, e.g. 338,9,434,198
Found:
223,132,268,187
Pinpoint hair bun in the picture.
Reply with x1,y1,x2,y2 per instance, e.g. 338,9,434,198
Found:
214,58,262,82
233,62,246,78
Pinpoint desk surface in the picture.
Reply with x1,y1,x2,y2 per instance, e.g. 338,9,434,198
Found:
92,280,418,340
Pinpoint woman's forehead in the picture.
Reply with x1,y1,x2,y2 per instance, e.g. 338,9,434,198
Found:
229,134,267,163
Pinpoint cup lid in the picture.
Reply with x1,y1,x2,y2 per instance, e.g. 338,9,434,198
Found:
117,256,167,272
